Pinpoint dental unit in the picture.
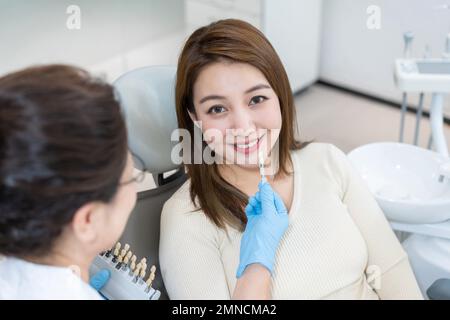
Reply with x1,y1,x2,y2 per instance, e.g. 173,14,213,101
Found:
347,22,450,299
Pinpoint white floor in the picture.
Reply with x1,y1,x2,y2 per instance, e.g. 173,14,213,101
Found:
295,83,450,154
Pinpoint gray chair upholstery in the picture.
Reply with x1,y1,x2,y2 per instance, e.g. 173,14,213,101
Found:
427,278,450,300
114,66,180,174
113,66,186,300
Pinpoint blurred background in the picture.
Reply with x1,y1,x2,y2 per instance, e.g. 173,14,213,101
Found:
1,0,450,189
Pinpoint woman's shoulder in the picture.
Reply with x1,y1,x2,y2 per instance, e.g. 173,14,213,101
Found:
161,179,218,232
160,179,225,251
0,257,102,299
292,142,347,166
162,179,194,211
162,179,197,218
291,142,352,190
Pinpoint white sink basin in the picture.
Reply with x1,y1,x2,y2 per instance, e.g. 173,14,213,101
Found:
347,142,450,224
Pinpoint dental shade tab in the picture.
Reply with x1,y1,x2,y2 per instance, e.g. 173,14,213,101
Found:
91,242,161,300
259,149,266,183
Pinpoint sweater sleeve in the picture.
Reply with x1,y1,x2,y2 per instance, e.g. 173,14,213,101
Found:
326,144,423,300
159,192,231,300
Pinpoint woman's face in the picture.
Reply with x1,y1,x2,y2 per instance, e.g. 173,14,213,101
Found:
191,61,282,169
99,152,137,250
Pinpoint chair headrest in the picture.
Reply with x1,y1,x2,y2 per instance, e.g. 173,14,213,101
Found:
114,66,180,174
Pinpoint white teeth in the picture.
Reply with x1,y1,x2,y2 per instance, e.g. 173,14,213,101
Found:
236,139,258,149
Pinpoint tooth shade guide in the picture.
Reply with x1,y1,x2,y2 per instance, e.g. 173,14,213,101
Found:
146,272,156,288
124,251,132,262
140,264,147,278
258,150,266,178
90,244,161,300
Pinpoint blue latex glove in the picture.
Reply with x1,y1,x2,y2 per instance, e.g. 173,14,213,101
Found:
236,179,289,278
89,269,111,291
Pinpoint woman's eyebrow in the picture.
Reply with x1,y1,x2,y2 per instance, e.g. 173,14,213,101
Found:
244,84,271,94
199,95,226,104
199,84,271,104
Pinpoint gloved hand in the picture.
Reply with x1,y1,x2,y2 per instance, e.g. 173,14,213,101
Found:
236,179,289,278
89,269,111,291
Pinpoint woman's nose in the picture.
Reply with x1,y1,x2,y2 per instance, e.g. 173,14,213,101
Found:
230,106,256,135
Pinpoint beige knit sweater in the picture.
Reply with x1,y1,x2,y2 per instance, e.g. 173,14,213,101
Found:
159,142,423,299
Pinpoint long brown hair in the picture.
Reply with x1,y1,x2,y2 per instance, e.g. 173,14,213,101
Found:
175,19,309,231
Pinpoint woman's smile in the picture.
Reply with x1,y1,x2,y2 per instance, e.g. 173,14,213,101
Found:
231,134,265,155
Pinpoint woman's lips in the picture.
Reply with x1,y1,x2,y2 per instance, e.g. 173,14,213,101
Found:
232,136,264,155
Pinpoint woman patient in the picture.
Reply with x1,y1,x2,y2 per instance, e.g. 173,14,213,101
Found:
159,19,423,299
0,65,137,299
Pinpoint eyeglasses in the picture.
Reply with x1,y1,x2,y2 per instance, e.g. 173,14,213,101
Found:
119,152,148,186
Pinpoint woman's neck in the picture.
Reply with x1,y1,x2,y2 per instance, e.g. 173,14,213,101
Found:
218,164,268,196
218,158,295,212
24,246,93,283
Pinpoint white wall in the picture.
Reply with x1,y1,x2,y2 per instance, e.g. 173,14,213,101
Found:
320,0,450,113
0,0,185,77
263,0,322,92
183,0,322,93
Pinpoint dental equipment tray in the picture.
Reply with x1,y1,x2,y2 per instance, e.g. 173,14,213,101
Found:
394,59,450,92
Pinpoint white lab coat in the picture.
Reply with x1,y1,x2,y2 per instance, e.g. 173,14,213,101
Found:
0,256,102,300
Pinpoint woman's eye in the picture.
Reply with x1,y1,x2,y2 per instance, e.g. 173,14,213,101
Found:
207,105,226,114
249,95,268,105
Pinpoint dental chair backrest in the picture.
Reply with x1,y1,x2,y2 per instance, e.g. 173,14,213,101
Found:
113,66,187,300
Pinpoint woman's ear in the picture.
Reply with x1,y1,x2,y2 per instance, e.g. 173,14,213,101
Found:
188,110,202,130
188,110,197,123
71,202,105,244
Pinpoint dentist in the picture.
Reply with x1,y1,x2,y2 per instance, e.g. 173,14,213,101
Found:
0,65,137,299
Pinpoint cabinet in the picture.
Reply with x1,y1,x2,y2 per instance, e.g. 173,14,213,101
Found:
185,0,323,92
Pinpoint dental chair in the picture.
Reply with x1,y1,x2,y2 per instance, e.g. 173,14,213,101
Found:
113,66,187,300
111,65,450,301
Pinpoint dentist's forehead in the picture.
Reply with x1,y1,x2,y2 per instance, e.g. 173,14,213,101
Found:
193,62,269,101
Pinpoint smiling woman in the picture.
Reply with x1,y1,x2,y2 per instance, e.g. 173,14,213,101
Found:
174,19,307,232
193,63,280,163
159,19,423,300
